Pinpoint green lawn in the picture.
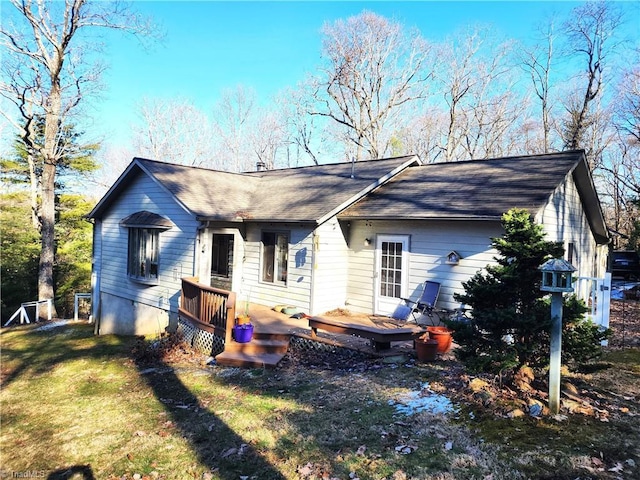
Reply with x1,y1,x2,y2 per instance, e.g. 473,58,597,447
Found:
1,322,638,479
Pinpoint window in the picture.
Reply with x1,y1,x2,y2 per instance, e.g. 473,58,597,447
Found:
128,228,160,282
121,211,173,284
262,231,288,284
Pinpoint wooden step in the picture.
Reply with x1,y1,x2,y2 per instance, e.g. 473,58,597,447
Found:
215,332,291,368
223,337,289,355
215,350,286,369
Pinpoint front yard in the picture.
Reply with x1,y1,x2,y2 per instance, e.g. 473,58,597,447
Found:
1,300,639,480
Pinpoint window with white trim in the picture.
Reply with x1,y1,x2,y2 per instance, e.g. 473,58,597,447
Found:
128,228,160,282
261,231,288,284
120,211,173,285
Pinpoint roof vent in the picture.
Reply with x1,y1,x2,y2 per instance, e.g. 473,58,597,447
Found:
256,161,267,171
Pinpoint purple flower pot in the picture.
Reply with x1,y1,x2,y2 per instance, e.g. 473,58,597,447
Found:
233,323,254,343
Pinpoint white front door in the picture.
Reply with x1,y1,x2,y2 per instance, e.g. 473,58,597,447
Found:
374,235,410,315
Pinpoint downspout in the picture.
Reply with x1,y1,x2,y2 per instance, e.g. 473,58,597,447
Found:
91,219,102,335
308,228,318,315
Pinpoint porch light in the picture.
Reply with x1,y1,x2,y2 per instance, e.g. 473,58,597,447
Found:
446,250,461,265
364,238,372,246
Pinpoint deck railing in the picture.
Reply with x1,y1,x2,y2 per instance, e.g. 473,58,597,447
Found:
179,277,236,344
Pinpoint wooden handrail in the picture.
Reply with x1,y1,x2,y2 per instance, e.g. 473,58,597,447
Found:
179,277,236,344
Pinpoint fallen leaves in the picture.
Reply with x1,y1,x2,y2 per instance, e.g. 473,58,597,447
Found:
394,444,417,454
220,443,249,458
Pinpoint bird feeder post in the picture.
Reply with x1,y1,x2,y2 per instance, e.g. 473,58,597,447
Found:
538,258,576,415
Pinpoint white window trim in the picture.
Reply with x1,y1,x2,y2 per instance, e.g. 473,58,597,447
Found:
260,230,289,286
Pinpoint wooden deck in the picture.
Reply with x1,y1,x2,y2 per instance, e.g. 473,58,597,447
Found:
307,315,426,351
178,278,427,367
244,304,427,353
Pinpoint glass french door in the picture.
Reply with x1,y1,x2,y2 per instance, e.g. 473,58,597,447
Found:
374,235,409,315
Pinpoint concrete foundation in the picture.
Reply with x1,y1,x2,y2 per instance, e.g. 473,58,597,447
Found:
96,291,172,336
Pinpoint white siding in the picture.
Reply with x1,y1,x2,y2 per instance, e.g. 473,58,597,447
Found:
240,223,314,313
345,219,503,314
342,178,605,316
536,175,606,279
96,171,199,335
310,217,350,314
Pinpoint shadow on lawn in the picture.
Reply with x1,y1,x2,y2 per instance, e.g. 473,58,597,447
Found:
134,358,287,480
2,323,286,478
47,465,95,480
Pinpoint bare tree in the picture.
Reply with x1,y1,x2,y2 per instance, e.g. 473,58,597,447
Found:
0,62,41,227
0,0,152,312
93,143,134,194
433,27,516,161
598,133,639,249
562,0,623,152
614,62,640,144
313,10,433,160
392,112,443,162
132,97,216,168
248,108,288,170
463,87,526,159
603,64,640,247
212,85,257,172
434,31,479,162
280,82,324,166
519,20,556,153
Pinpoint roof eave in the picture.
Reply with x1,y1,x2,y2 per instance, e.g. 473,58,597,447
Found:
87,160,142,219
571,154,611,245
336,214,503,222
196,216,317,224
316,155,421,225
87,158,195,220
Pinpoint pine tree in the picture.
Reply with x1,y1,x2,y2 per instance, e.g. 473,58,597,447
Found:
449,208,601,373
0,119,98,319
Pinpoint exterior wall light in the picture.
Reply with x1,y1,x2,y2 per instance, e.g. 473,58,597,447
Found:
364,238,372,246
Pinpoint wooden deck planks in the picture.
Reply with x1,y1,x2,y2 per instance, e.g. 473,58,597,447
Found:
308,316,425,351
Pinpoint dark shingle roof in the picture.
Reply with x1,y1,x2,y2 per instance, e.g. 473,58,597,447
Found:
88,150,607,244
338,151,586,220
120,210,174,228
89,156,419,223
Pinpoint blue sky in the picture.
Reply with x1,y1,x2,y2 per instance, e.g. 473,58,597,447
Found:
90,1,602,146
2,1,637,152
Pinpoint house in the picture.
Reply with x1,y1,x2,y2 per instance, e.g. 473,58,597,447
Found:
87,150,610,336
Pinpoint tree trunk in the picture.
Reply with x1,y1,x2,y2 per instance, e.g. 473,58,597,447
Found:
38,160,57,318
27,151,40,229
38,77,62,318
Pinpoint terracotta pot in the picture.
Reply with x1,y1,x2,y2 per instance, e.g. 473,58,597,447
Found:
236,315,251,325
415,338,439,362
427,326,453,353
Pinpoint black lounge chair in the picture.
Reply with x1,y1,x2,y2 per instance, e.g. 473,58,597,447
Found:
396,281,441,324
